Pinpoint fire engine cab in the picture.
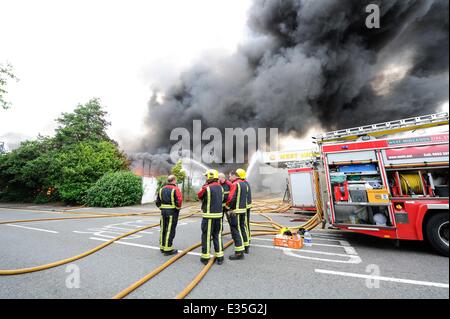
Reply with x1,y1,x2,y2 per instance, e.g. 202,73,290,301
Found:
316,113,449,256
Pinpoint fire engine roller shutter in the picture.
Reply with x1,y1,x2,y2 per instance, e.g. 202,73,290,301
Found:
327,150,377,163
289,169,316,208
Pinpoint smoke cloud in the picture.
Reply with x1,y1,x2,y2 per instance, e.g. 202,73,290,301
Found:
134,0,449,172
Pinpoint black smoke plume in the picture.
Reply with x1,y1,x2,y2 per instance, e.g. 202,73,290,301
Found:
135,0,449,171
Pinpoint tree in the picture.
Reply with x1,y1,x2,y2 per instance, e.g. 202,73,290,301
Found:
49,141,127,203
0,63,17,110
0,136,54,201
171,159,188,198
0,98,130,204
54,98,113,147
171,160,186,183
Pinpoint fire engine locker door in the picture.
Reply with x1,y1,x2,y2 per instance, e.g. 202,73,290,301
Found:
290,171,316,208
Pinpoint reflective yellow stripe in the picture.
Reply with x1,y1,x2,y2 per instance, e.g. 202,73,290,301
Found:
206,219,212,258
236,182,241,210
164,215,173,251
236,214,244,252
202,213,223,219
218,218,223,256
246,184,249,209
160,205,176,209
207,187,211,214
243,213,250,247
159,215,164,248
246,210,251,241
235,245,245,252
231,209,246,214
171,188,175,207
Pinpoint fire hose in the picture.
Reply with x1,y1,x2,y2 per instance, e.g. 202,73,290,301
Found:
0,214,193,275
0,199,324,299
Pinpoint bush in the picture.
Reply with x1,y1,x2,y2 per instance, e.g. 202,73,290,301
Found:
84,171,143,207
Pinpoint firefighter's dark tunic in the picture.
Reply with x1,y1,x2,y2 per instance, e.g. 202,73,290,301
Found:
198,181,224,260
156,184,182,253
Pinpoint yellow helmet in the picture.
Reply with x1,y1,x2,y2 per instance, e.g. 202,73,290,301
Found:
236,168,247,179
205,169,219,180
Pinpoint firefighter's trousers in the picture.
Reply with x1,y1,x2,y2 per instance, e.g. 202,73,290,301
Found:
160,209,179,252
246,208,251,245
201,218,224,260
227,211,249,252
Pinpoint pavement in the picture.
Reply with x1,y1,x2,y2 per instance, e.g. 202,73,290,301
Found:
0,204,448,299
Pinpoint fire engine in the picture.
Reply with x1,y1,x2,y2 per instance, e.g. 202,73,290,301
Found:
314,112,449,256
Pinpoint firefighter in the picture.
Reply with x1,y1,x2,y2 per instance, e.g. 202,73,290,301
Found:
238,168,252,253
219,172,234,247
225,170,250,260
198,169,225,265
155,175,182,256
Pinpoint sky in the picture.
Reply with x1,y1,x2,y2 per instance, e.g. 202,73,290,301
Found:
0,0,252,150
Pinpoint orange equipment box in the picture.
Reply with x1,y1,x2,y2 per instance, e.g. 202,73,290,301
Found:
273,236,303,249
367,188,390,203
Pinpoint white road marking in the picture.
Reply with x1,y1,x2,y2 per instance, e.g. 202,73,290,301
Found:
283,250,362,264
340,242,357,256
74,229,143,240
5,224,59,234
102,225,154,234
251,243,362,264
89,237,203,257
315,269,449,288
252,237,357,255
311,234,345,239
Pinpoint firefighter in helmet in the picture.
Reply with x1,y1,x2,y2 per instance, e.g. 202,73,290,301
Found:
237,168,252,253
225,169,251,260
198,169,225,265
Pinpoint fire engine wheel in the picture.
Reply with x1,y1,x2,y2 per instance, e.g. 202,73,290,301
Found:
425,213,449,257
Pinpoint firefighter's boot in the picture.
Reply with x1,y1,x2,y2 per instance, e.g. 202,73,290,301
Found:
164,249,178,256
229,252,245,260
244,246,250,254
200,258,209,265
216,257,224,265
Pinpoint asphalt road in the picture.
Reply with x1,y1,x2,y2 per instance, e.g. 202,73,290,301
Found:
0,204,448,299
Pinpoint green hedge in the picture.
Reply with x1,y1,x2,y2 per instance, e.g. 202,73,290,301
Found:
84,171,143,208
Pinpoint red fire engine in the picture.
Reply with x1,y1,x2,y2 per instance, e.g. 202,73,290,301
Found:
316,113,449,256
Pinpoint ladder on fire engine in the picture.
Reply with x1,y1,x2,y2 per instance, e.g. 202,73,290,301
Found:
314,112,449,143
